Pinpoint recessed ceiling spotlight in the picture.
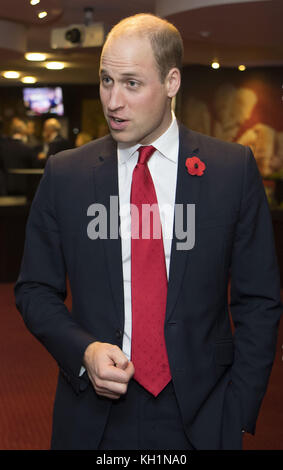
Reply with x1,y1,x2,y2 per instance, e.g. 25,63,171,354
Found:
21,76,37,84
211,61,220,69
200,31,211,38
25,52,46,62
38,11,47,19
30,0,40,5
45,61,65,70
2,71,20,79
238,65,246,71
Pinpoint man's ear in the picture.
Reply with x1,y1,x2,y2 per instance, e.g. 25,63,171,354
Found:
166,68,181,98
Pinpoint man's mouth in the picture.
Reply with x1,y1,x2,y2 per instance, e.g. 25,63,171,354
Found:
108,116,129,130
112,117,125,122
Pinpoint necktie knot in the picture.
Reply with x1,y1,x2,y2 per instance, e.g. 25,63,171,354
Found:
137,145,156,165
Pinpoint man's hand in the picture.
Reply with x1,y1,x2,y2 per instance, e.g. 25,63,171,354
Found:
83,342,135,400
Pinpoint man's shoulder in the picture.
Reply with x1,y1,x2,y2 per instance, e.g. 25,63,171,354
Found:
179,122,246,156
178,122,250,174
49,133,116,170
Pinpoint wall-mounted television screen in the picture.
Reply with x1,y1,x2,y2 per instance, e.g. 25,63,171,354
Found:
23,87,64,116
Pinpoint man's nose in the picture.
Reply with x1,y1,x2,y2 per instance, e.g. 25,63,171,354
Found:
108,85,124,110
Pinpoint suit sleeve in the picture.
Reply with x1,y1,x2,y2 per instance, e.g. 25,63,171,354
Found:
14,157,96,393
229,146,282,434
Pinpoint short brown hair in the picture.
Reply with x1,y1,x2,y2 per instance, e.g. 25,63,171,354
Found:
104,13,183,82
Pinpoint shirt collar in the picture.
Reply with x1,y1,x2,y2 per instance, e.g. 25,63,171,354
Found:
118,111,178,165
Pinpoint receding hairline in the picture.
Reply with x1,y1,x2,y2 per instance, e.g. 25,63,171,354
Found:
101,13,183,81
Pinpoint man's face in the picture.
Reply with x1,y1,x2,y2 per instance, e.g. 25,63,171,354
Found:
99,34,175,145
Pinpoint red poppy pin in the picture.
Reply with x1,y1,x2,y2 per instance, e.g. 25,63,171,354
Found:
185,156,206,176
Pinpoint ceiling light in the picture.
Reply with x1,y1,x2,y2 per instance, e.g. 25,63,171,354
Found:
21,76,37,84
200,31,211,38
30,0,40,5
45,61,65,70
25,52,46,62
211,61,220,69
38,11,47,19
238,65,246,72
2,71,20,79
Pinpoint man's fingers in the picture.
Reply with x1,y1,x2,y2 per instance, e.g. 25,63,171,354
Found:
97,363,130,384
94,381,122,399
109,346,129,370
125,360,135,377
84,342,135,398
95,378,128,396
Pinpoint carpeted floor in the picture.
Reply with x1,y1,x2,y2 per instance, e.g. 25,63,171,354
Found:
0,282,282,450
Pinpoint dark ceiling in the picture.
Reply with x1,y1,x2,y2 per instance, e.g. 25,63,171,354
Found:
0,0,282,85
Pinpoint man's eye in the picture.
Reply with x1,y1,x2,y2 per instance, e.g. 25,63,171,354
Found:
128,80,138,88
102,76,112,85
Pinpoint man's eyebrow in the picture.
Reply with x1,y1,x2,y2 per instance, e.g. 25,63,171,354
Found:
120,72,141,78
99,69,141,79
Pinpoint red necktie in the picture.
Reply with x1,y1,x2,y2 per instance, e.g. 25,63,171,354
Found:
130,145,171,397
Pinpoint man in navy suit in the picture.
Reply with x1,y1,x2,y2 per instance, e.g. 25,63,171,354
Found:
15,14,281,450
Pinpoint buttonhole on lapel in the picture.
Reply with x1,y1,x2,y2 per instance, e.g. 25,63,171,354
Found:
99,156,104,162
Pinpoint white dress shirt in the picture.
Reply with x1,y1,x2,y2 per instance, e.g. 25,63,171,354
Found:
118,113,179,360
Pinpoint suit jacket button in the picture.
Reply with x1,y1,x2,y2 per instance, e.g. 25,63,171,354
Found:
115,328,122,340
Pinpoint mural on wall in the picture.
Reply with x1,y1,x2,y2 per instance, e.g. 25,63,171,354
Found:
181,66,283,179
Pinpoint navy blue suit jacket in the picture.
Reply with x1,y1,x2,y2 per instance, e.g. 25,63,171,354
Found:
15,124,282,449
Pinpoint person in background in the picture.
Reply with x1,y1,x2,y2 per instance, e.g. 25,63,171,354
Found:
75,131,93,148
25,120,41,149
0,118,33,194
9,118,28,143
36,118,71,167
15,13,282,450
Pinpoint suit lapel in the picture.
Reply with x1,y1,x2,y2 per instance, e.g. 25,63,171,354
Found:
92,137,124,324
166,124,205,322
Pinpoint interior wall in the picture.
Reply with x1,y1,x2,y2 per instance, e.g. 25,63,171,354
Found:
179,65,283,178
